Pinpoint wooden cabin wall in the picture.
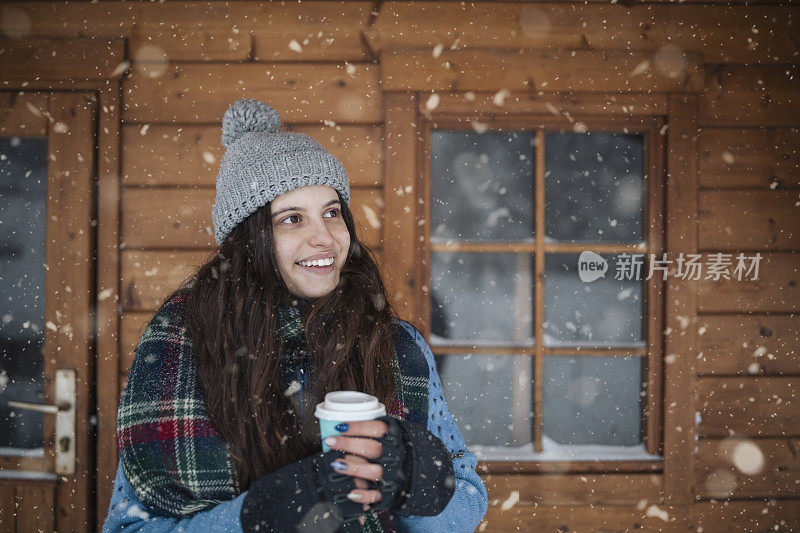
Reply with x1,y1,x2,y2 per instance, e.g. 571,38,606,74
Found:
2,2,797,531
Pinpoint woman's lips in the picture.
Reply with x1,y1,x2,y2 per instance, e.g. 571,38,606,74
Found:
297,256,335,267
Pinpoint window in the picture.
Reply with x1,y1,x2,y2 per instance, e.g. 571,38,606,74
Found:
423,117,664,468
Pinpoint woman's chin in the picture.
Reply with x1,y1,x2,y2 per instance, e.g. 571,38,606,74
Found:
288,276,340,299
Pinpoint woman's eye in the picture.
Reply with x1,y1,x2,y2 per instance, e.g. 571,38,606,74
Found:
324,208,341,218
281,214,301,224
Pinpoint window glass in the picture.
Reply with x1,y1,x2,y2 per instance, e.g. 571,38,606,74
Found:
431,130,535,242
544,253,644,346
436,354,533,447
431,252,533,346
543,355,643,445
428,125,652,460
0,137,48,449
545,132,644,243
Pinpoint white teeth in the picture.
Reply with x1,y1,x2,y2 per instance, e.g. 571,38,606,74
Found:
299,257,334,267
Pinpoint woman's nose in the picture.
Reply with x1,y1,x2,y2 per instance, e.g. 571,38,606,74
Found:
307,218,335,246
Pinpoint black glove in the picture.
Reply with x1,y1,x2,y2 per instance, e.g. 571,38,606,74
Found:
240,450,365,533
371,416,455,517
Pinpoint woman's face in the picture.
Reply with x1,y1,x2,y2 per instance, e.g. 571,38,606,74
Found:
271,185,351,299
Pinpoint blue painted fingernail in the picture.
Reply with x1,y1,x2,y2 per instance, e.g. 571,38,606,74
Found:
324,437,337,447
335,423,349,433
330,461,347,471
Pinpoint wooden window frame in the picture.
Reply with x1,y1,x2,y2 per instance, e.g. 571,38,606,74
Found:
384,93,669,473
417,114,666,474
384,87,700,507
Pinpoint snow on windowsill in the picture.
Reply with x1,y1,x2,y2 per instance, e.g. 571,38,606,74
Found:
0,446,44,458
541,337,647,350
0,470,58,481
429,333,646,351
472,436,661,462
429,334,533,349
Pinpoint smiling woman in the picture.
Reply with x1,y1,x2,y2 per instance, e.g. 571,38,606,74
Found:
102,98,487,533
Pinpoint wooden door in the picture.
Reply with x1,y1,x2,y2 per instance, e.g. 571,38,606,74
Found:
0,92,97,532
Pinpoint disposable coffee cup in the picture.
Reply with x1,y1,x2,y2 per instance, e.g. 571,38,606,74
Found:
314,391,386,452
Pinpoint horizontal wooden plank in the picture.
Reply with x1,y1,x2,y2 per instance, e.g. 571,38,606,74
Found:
0,2,138,37
0,455,46,472
421,92,669,118
0,3,255,61
0,37,125,81
697,314,800,376
697,437,800,499
701,65,800,127
484,473,662,505
699,128,800,189
697,377,799,437
120,312,151,374
694,499,800,532
697,253,800,313
481,503,689,532
122,124,382,187
120,249,212,311
5,3,794,65
121,188,215,248
0,92,48,137
699,191,800,251
123,63,381,123
479,460,660,475
121,187,383,249
121,125,220,187
2,2,370,62
128,4,253,62
382,48,703,93
253,2,371,61
367,3,799,64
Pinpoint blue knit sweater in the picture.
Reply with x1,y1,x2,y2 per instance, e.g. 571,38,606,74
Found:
102,321,487,532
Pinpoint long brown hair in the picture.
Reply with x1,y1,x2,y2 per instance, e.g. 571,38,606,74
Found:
165,193,397,491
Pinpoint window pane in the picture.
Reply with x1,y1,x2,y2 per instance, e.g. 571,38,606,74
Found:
0,137,48,449
544,253,644,346
431,130,535,242
435,354,533,447
431,252,533,346
544,356,643,445
545,132,644,243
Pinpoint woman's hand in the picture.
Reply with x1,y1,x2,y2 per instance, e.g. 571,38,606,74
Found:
324,419,389,508
320,416,455,521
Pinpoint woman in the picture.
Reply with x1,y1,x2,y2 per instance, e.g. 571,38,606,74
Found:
103,99,488,532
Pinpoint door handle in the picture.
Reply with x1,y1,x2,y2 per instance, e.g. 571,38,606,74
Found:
7,400,70,414
5,369,76,475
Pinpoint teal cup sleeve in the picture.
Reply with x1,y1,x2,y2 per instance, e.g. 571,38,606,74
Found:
319,418,345,452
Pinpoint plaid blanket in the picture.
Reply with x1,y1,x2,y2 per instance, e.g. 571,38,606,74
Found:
117,290,429,532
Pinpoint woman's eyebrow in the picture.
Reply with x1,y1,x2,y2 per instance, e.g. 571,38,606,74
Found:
271,206,304,218
271,199,340,218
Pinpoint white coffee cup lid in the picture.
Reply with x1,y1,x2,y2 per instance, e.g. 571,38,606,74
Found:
314,391,386,421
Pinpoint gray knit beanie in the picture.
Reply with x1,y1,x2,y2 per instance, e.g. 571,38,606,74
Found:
211,98,350,246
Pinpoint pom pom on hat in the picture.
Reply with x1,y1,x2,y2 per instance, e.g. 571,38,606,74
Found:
221,98,281,148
